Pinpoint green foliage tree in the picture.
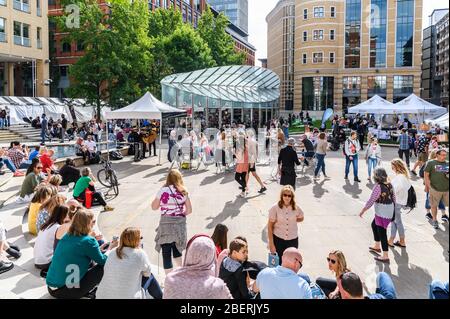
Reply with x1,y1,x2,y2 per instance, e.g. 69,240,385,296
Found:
197,7,246,66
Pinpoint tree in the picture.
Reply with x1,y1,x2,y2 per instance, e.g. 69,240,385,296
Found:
163,25,216,74
197,7,246,66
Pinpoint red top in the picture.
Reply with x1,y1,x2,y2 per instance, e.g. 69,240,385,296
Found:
40,153,54,172
215,245,223,258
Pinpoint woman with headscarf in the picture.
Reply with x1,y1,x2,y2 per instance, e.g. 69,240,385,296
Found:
163,234,232,299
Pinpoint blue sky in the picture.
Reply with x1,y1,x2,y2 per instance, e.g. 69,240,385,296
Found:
249,0,450,65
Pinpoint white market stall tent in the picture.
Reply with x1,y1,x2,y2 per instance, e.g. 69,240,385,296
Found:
347,95,395,114
393,94,447,118
427,112,449,130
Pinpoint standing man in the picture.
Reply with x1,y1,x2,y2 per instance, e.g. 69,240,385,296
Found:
424,149,449,229
398,128,411,169
278,138,301,190
246,130,267,194
60,114,68,143
344,131,361,182
40,114,48,145
357,119,366,151
411,132,432,176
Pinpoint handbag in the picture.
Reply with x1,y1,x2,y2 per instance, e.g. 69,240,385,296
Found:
268,253,279,268
85,189,93,209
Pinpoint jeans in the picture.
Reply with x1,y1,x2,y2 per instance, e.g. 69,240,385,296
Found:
18,162,31,170
0,118,4,129
398,149,410,168
345,155,359,178
41,131,48,144
47,264,104,299
315,277,337,297
429,281,449,299
142,275,163,299
425,193,446,210
390,205,405,238
301,151,315,166
235,172,247,191
371,219,389,252
368,272,397,299
314,154,326,177
273,235,298,265
161,242,182,269
367,157,378,177
0,158,16,173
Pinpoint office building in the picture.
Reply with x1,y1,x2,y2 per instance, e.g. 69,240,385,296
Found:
208,0,248,34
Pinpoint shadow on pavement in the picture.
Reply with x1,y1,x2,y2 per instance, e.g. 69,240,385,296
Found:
205,197,247,229
434,224,449,263
343,180,363,199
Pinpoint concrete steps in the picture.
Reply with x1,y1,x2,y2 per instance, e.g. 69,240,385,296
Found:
8,125,41,141
0,130,23,143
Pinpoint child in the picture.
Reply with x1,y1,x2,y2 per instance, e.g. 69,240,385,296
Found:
28,186,54,236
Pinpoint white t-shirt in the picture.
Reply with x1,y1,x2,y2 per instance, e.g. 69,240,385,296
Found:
33,223,59,265
96,247,152,299
85,140,97,152
391,174,411,206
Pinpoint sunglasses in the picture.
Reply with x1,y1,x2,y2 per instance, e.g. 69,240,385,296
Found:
283,194,293,198
327,257,337,265
36,167,43,170
295,258,303,269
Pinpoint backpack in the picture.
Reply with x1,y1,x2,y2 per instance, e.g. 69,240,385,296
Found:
110,151,123,161
405,186,417,212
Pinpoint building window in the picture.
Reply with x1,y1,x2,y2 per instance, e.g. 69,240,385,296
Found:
303,31,308,42
0,18,5,43
37,0,41,16
314,7,325,18
0,0,6,6
13,21,30,47
76,41,84,51
61,41,71,53
342,76,361,113
303,8,308,19
302,53,307,64
396,0,414,67
60,66,68,78
393,75,414,102
330,29,335,40
370,0,387,68
313,30,324,41
313,52,323,63
302,77,334,111
329,52,335,63
368,76,387,98
331,6,336,18
13,0,30,13
37,27,42,49
345,0,361,68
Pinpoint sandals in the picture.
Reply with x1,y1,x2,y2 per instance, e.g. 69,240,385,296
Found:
374,256,390,263
394,241,407,248
369,247,381,253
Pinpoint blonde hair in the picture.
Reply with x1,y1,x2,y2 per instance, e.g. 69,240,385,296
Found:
116,227,141,259
49,174,63,187
329,250,350,278
40,194,67,216
391,159,410,179
68,209,94,236
278,185,297,211
429,150,438,160
31,185,53,204
164,169,187,196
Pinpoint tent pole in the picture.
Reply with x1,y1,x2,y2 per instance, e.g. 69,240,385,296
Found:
157,117,162,166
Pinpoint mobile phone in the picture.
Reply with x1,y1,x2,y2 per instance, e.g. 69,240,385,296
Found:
112,235,119,242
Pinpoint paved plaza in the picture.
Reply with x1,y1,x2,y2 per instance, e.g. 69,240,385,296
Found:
0,145,448,299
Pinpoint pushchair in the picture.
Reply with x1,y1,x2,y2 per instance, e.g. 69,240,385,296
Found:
329,136,341,152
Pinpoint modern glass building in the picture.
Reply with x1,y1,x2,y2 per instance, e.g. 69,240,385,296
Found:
161,65,280,128
208,0,249,34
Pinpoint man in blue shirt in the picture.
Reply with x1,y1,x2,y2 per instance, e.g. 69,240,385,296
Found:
254,248,312,299
398,128,411,169
338,271,397,299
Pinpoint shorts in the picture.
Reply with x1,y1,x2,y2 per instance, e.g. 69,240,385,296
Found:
429,188,449,208
418,152,428,163
249,163,256,172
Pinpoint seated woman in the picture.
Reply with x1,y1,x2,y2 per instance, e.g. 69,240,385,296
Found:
36,194,67,235
97,227,163,299
73,168,114,212
34,204,69,273
59,159,81,186
316,250,351,299
164,235,232,299
40,149,59,174
27,185,54,236
18,161,50,203
74,137,90,164
54,202,82,250
46,209,117,299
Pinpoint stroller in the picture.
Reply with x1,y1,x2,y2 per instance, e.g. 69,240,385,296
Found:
329,136,341,152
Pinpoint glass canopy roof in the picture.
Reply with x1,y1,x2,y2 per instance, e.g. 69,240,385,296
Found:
161,66,280,104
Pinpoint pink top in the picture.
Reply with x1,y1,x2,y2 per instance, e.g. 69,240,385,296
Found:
269,204,303,241
157,185,187,217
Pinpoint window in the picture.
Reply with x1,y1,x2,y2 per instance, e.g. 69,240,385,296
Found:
342,76,361,113
329,52,335,63
0,18,5,43
313,52,323,63
60,66,68,77
393,75,414,102
13,21,30,47
302,77,334,111
368,76,387,98
314,7,324,18
331,6,336,18
0,0,6,6
37,0,41,16
303,8,308,19
370,0,387,67
76,41,84,51
395,0,414,67
313,30,324,41
62,41,71,53
13,0,30,13
330,29,335,40
302,53,307,64
37,27,42,49
303,31,308,42
345,0,361,68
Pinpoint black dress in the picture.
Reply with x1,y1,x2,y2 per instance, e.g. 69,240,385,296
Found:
278,145,301,190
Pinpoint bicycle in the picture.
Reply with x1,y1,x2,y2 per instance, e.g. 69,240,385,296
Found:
97,159,119,197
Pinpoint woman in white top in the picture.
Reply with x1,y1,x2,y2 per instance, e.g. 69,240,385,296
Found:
388,159,412,248
34,204,69,271
97,228,163,299
365,138,382,181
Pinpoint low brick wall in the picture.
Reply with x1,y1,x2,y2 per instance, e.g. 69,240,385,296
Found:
54,146,130,169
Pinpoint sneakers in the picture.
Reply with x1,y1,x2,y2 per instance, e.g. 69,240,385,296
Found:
258,187,267,194
239,192,246,198
13,171,25,177
6,248,21,259
433,221,439,229
442,215,449,223
344,176,349,180
0,260,14,274
425,213,433,221
103,205,114,212
324,175,331,180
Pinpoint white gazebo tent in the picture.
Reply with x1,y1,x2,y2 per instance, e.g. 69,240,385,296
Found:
393,94,447,122
347,95,395,114
426,112,449,130
105,92,186,164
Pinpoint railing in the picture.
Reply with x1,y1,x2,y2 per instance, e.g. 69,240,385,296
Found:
13,0,30,12
14,35,31,47
37,7,41,16
0,32,6,43
37,39,42,49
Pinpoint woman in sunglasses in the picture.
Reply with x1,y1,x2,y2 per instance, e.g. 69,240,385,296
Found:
316,250,350,299
268,185,305,265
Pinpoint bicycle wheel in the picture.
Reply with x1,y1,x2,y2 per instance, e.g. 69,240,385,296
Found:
97,169,112,188
110,171,119,196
